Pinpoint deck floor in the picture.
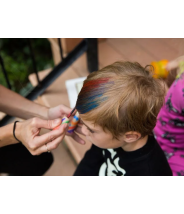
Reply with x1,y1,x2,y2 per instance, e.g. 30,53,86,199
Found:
41,38,184,175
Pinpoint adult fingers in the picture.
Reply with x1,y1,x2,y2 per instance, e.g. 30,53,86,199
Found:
73,125,85,136
166,61,179,71
166,56,184,71
34,123,68,148
48,105,72,120
73,133,86,145
35,132,66,155
51,105,71,117
32,117,62,130
60,104,72,115
71,132,86,145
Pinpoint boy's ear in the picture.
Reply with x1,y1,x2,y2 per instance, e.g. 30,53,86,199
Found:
124,131,141,143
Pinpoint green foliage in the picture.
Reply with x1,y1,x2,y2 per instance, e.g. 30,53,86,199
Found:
0,39,54,95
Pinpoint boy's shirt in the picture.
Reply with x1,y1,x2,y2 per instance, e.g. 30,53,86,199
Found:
74,135,172,176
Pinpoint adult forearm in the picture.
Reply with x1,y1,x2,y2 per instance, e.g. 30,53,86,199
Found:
0,85,48,120
0,123,18,147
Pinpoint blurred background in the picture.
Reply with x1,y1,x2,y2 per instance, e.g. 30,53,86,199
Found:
0,38,184,175
0,39,54,95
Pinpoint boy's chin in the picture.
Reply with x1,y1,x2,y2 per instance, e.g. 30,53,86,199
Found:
91,142,117,149
86,137,120,149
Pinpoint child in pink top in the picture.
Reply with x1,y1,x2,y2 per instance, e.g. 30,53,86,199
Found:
154,62,184,176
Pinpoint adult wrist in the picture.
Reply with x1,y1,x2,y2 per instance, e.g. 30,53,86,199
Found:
29,104,49,120
40,105,49,120
14,121,22,143
0,123,21,148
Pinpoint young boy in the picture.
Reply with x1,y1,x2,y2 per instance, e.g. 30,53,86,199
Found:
74,61,172,176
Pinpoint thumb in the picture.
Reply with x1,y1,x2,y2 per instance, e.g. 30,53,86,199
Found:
33,117,62,130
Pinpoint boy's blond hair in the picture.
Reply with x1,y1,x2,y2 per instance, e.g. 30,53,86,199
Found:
76,61,165,139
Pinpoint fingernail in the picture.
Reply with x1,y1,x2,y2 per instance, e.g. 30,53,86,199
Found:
54,119,61,125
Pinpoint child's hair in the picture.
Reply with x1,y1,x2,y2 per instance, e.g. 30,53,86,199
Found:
76,61,165,139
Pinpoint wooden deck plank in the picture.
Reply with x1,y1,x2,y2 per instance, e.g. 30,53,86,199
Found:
107,38,155,66
159,38,184,56
98,41,126,68
71,41,126,75
132,38,179,61
44,142,76,176
71,53,88,77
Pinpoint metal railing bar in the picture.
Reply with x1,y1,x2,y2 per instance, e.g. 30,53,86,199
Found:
58,38,64,61
27,39,41,86
0,54,12,89
86,38,99,73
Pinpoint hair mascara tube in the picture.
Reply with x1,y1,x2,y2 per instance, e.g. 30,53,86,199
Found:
67,111,79,133
53,116,70,130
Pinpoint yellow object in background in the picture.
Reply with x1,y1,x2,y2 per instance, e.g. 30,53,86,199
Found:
151,60,169,79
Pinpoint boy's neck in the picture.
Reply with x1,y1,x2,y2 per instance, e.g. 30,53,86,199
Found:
121,135,148,152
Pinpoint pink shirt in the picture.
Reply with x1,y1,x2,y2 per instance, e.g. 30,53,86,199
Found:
154,72,184,175
154,72,184,149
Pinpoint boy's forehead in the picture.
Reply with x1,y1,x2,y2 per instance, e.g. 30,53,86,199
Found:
80,115,100,129
79,115,94,126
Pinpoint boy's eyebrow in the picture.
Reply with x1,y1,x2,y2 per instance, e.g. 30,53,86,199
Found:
80,119,97,132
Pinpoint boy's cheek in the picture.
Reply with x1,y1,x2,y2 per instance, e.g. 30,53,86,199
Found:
86,135,105,148
86,135,97,145
81,125,89,136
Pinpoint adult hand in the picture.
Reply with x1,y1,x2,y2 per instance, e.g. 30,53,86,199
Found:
47,104,86,145
66,122,86,145
15,117,68,155
166,55,184,71
47,104,71,120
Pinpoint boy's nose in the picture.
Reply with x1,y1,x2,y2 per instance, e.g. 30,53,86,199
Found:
82,125,89,136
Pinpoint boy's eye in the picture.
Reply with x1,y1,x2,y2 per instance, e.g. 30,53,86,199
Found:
88,128,95,133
